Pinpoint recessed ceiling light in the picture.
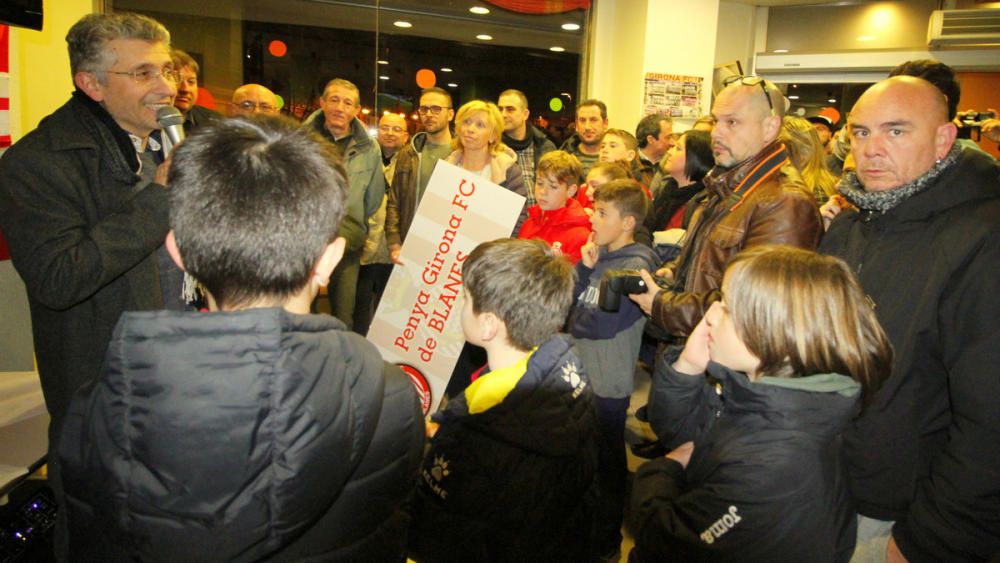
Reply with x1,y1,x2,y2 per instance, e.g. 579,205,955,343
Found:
788,95,800,100
828,98,837,103
561,23,580,31
476,34,493,41
550,46,565,52
469,6,490,15
394,20,412,28
448,83,458,87
792,84,798,88
377,60,389,65
773,49,789,53
379,75,389,80
440,67,453,72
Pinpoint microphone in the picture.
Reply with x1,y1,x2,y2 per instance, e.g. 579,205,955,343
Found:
156,106,186,146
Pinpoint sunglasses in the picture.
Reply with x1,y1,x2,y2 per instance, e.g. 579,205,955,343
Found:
722,75,775,115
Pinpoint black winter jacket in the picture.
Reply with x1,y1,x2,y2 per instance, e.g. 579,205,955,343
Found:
632,351,860,563
59,309,425,562
406,335,600,563
820,148,1000,562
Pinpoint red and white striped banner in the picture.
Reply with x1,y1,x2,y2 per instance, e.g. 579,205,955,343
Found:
1,24,10,260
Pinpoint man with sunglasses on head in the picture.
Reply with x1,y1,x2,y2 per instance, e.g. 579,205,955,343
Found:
630,76,822,338
0,12,180,559
386,87,455,265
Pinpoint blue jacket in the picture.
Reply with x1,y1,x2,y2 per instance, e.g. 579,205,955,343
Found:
569,242,659,341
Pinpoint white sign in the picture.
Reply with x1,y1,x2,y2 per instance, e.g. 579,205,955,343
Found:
367,160,525,414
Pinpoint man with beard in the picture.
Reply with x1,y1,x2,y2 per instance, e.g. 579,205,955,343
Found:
386,87,455,264
629,77,822,337
561,98,609,179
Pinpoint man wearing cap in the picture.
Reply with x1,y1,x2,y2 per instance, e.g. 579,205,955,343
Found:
806,114,834,149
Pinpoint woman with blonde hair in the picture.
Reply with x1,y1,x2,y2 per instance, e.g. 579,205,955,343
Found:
631,245,892,563
445,100,528,233
781,116,838,205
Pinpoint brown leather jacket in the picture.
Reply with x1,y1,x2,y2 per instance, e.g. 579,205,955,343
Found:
651,141,822,336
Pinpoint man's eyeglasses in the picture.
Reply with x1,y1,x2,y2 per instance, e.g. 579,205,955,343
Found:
418,105,451,116
379,125,406,134
236,101,278,113
722,75,775,115
103,66,179,84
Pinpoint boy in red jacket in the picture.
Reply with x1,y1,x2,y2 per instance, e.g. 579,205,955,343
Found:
517,151,592,263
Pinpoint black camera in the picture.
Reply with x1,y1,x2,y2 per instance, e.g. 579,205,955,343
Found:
957,110,996,141
598,269,651,312
960,110,996,127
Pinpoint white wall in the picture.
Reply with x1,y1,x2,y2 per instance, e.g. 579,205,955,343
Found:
587,0,719,132
715,1,758,73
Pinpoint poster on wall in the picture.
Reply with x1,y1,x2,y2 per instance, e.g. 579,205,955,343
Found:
643,72,702,119
367,160,525,415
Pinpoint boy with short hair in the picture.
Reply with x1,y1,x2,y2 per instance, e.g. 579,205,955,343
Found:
568,179,659,561
407,238,600,563
517,150,592,263
58,116,424,562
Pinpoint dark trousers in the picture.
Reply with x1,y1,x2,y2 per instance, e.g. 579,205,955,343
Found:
593,395,630,557
327,247,362,332
353,262,393,336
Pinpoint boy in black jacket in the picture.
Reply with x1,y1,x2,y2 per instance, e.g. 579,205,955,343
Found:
58,116,424,562
407,238,600,563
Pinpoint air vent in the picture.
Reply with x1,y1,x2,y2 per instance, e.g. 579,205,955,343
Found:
928,9,1000,49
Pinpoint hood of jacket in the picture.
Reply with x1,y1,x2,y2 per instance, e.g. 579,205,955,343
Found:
708,362,860,438
503,124,550,152
305,109,374,152
435,334,595,456
444,145,518,186
526,197,591,229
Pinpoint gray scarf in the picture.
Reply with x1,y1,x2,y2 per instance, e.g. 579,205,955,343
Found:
838,144,961,213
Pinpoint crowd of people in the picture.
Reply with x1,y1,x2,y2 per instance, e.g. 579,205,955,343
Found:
0,10,998,563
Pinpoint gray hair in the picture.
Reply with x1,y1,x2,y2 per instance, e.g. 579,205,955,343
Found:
66,13,170,77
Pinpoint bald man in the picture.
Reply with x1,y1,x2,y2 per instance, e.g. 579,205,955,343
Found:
231,84,280,116
820,76,1000,563
630,77,822,337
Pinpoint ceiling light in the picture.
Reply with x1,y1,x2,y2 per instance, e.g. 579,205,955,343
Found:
440,67,453,72
561,23,580,31
469,6,490,15
394,21,412,28
550,46,565,52
788,95,800,100
448,83,458,87
773,49,789,53
377,59,389,65
476,34,493,41
828,98,837,103
792,84,798,89
379,75,389,80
